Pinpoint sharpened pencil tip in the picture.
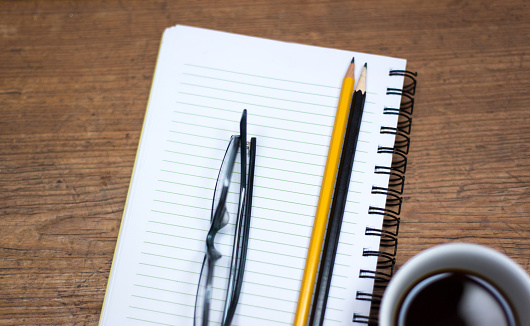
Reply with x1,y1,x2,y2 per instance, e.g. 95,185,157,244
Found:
355,63,367,92
345,57,356,78
364,62,367,68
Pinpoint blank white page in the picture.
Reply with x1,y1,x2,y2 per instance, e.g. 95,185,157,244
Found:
99,25,406,326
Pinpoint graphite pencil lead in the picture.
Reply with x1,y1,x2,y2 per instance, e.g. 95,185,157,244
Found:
351,57,355,63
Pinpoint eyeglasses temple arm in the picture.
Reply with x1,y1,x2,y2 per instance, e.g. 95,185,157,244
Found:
223,137,256,326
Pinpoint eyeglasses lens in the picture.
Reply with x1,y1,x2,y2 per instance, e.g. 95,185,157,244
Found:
195,135,242,326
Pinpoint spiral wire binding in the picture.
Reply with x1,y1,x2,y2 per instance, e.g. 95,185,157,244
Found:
353,69,417,325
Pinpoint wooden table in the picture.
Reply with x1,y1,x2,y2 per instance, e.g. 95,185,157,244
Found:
1,0,529,324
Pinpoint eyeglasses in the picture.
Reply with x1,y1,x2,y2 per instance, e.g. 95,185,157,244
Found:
194,109,257,326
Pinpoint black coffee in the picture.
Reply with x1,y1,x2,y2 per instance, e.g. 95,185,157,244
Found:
396,271,517,326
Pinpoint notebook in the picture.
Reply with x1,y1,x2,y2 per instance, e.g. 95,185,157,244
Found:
99,25,416,326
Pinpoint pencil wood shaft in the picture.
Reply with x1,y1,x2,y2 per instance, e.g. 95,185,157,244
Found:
293,58,355,326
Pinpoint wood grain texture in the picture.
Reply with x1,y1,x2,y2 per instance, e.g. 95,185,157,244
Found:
0,0,529,324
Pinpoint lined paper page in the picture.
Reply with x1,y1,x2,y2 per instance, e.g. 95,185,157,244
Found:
99,25,406,326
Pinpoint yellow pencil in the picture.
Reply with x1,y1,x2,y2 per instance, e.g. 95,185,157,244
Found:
293,57,356,326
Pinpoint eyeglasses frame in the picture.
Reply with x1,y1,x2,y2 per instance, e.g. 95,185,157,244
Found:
194,109,256,326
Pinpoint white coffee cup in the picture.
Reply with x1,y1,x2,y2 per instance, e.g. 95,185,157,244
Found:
379,243,530,326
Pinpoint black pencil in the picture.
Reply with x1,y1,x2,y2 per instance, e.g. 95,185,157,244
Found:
309,63,367,326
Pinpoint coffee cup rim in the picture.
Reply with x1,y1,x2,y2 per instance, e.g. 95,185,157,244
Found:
379,243,530,326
